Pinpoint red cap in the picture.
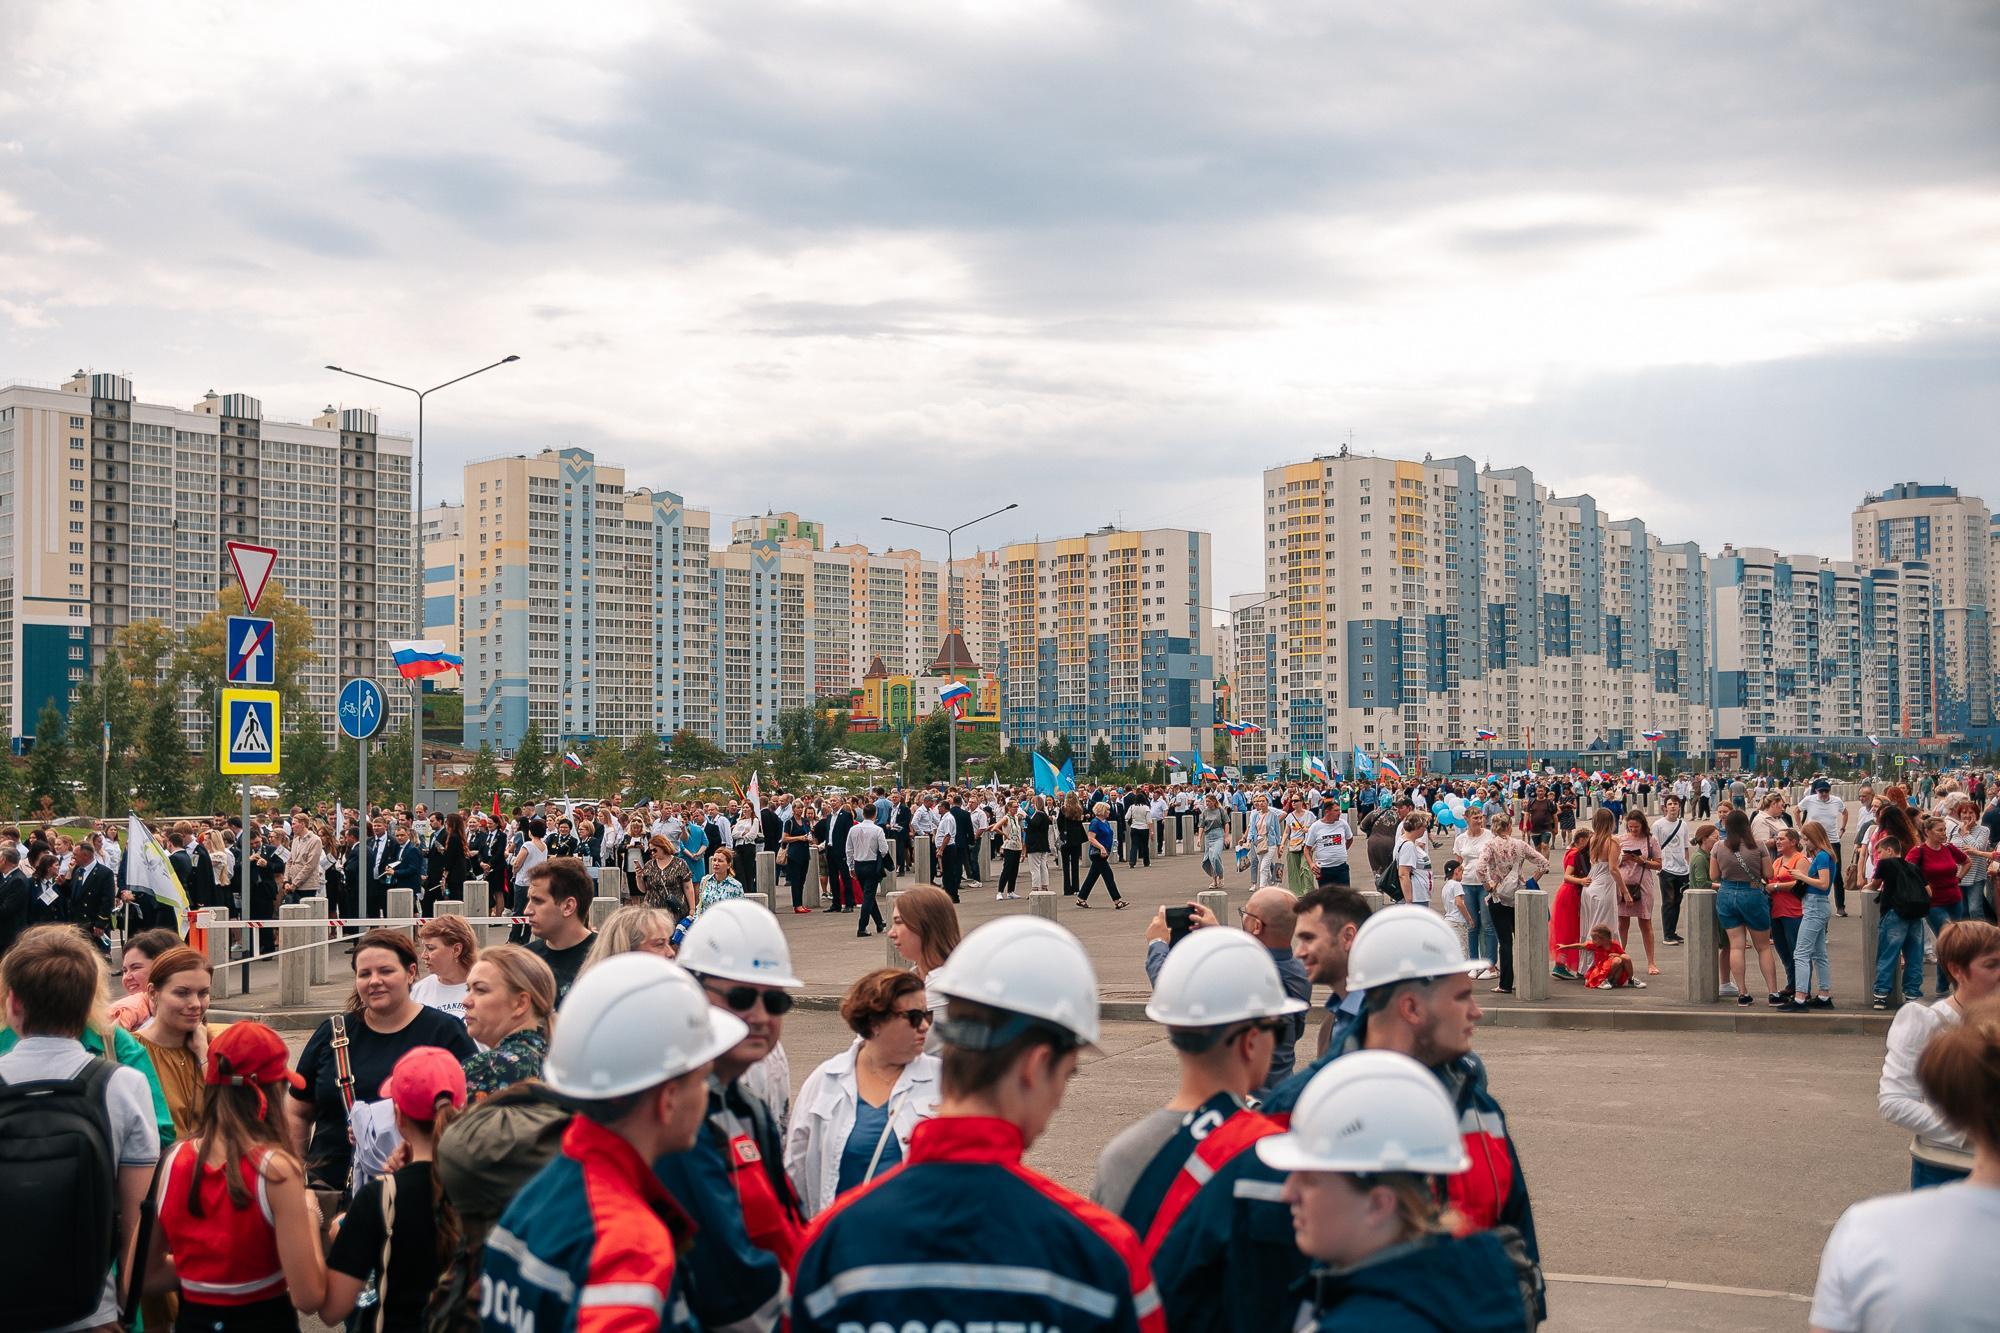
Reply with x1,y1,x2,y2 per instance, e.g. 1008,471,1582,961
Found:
384,1046,467,1122
205,1022,305,1091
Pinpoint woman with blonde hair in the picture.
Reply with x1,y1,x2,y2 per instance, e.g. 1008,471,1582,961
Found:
133,947,224,1138
582,904,676,970
459,943,557,1098
414,915,479,1023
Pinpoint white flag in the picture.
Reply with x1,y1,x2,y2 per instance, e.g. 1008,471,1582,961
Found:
746,770,762,822
126,815,190,934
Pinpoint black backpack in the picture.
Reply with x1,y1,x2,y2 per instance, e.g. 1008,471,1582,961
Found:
0,1057,120,1330
1878,860,1934,922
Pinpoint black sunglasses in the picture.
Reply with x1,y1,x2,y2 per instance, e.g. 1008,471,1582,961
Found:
893,1006,933,1029
704,983,795,1015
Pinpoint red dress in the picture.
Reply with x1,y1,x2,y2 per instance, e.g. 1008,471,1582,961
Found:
1581,939,1631,988
1550,849,1584,971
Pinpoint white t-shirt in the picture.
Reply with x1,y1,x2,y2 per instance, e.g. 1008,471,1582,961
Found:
1800,794,1846,843
1442,878,1468,926
1306,817,1351,868
1652,816,1691,876
412,973,468,1023
1810,1182,2000,1331
0,1036,161,1331
1452,829,1495,885
1394,836,1432,904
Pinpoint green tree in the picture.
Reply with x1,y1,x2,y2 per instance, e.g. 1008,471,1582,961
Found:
512,722,550,799
1038,734,1073,769
665,728,731,771
625,732,668,800
1213,731,1232,766
372,722,414,808
909,710,952,785
1089,739,1114,778
582,735,625,794
134,692,192,815
25,701,71,815
0,758,24,819
462,742,502,813
67,646,145,805
774,706,845,776
281,707,335,805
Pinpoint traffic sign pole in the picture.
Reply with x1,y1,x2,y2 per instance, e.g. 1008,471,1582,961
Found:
358,739,369,921
339,679,385,922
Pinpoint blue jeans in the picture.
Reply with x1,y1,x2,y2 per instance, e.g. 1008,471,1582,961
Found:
1932,900,1967,993
1770,915,1800,992
1463,882,1496,964
1876,911,1926,999
1912,1156,1971,1190
1794,893,1832,996
1965,877,1992,923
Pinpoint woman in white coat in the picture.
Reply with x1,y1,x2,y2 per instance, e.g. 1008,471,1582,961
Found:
785,966,942,1217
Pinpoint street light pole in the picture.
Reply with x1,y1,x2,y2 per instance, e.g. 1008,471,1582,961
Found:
884,502,1018,787
325,355,518,807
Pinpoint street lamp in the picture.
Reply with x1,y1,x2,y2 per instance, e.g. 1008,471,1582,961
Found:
325,355,518,804
883,502,1018,786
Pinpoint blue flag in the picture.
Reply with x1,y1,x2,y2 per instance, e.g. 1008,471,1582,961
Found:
1353,745,1375,779
1033,751,1060,795
1057,758,1077,793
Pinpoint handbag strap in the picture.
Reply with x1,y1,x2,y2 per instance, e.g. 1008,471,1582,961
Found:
376,1172,398,1317
330,1013,357,1116
863,1085,910,1185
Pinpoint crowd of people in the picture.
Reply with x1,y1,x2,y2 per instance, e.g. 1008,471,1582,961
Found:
5,760,2000,1330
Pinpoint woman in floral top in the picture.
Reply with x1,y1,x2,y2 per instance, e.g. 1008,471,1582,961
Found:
1463,812,1551,994
696,847,746,916
460,944,555,1098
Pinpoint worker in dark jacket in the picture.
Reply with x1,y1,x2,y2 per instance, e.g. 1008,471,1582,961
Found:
793,916,1164,1333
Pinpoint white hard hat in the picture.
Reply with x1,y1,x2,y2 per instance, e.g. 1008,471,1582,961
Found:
543,953,748,1100
1344,903,1481,992
677,898,803,988
1255,1050,1470,1175
929,916,1101,1047
1144,927,1308,1028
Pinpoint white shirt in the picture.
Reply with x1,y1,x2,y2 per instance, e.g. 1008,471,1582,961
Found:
1652,815,1691,876
1810,1182,2000,1331
845,820,891,865
912,807,939,837
1877,998,1967,1156
1800,794,1846,842
412,973,468,1023
784,1041,941,1219
1452,829,1495,885
1305,817,1351,868
1394,836,1432,903
1442,878,1468,926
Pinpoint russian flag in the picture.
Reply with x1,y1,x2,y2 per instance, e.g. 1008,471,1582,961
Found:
389,639,463,678
1474,726,1498,741
1867,735,1882,747
1303,754,1330,783
938,680,973,714
1165,755,1184,768
1640,729,1666,742
563,751,584,770
1378,754,1403,781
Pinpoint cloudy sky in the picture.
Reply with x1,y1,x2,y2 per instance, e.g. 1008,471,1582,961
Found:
4,0,1996,600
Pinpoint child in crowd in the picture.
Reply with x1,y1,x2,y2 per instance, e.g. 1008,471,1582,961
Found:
1441,859,1469,957
1557,923,1647,990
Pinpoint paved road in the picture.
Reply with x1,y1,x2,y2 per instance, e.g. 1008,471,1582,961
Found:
292,1008,1898,1332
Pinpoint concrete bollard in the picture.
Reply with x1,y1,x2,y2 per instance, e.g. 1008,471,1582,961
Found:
1513,889,1550,1001
1029,891,1060,923
598,866,630,902
279,904,312,1007
1684,888,1719,1002
1162,822,1179,856
916,839,933,885
1197,889,1232,927
1359,890,1389,916
1230,810,1247,841
387,888,416,942
306,896,329,984
885,892,905,968
437,899,471,953
588,896,619,931
203,908,233,1000
1860,889,1892,1002
756,851,777,909
808,846,826,908
882,854,899,896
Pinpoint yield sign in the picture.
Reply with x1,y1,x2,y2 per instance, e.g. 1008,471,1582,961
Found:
226,540,278,612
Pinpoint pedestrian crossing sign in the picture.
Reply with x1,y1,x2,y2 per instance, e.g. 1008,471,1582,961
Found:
220,687,281,774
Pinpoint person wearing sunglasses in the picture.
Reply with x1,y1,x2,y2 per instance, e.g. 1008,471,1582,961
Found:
1093,926,1305,1331
784,967,942,1217
792,917,1163,1333
653,898,807,1333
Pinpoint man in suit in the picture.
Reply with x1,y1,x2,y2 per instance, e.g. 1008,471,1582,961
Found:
167,832,198,909
825,798,856,913
0,845,35,957
390,821,427,892
367,817,396,913
760,797,785,860
68,842,120,936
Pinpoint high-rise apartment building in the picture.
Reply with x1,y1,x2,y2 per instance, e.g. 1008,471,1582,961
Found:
811,543,943,698
1262,453,1711,773
1229,592,1275,771
1708,547,1935,746
1851,483,1991,733
461,449,711,753
997,525,1216,765
422,504,464,687
0,371,412,740
708,535,813,753
730,511,823,550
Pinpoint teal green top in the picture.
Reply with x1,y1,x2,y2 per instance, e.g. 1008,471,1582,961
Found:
0,1023,176,1145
